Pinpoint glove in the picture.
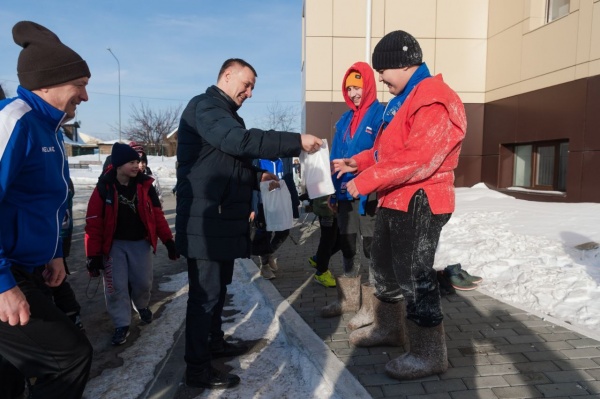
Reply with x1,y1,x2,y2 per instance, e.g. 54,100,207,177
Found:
165,240,179,260
86,256,104,278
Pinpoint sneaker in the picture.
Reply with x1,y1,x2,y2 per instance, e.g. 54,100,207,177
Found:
138,307,153,324
267,256,278,272
308,255,317,268
260,264,275,280
111,326,130,346
459,269,483,284
186,366,240,389
313,270,336,288
210,339,249,358
444,265,478,291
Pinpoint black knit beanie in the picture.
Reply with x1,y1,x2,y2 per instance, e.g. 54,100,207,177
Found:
111,143,140,168
12,21,91,90
372,30,422,71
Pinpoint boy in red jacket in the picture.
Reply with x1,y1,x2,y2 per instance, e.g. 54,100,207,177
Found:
333,30,467,380
85,143,178,345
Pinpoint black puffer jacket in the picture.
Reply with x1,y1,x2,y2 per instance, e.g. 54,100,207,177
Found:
176,85,302,260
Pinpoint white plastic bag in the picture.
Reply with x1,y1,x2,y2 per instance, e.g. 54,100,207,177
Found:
259,181,293,231
300,139,335,199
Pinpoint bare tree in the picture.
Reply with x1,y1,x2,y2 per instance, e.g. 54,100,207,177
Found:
123,102,181,154
264,102,299,132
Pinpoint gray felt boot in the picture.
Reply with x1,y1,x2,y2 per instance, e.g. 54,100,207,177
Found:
320,275,361,318
349,298,405,347
385,319,448,380
347,282,375,331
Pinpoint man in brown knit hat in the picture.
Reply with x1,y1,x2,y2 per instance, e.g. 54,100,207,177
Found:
0,21,92,399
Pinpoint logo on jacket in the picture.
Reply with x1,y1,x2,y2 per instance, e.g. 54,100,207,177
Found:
42,146,56,153
365,126,373,135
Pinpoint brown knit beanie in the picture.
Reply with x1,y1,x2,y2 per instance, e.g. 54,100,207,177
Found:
372,30,422,71
12,21,91,90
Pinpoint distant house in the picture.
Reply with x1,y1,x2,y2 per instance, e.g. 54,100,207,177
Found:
62,123,97,156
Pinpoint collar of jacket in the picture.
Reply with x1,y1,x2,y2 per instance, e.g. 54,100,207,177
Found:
17,85,67,132
209,85,241,112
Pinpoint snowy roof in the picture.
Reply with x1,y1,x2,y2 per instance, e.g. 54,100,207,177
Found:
167,128,177,139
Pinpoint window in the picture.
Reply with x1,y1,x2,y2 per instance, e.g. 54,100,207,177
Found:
512,141,568,191
546,0,569,23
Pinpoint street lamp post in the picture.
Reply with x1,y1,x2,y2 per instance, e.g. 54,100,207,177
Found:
107,48,121,142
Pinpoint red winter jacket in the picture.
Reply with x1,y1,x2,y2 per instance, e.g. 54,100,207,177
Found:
352,74,466,214
85,171,173,257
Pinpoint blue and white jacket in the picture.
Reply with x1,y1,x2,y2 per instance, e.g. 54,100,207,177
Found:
330,102,383,214
0,86,70,293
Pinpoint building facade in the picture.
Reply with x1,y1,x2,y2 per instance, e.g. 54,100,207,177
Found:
302,0,600,202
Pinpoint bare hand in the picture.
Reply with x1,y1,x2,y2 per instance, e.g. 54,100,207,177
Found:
261,172,279,182
249,211,255,222
346,179,360,198
44,258,66,288
300,134,323,154
0,286,30,326
268,181,280,191
332,158,358,178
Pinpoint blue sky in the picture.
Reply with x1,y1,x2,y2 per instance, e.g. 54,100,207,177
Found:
0,0,303,140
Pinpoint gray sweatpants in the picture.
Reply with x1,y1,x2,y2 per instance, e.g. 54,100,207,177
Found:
103,239,153,328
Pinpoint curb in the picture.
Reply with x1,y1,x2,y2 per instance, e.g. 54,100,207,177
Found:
146,258,369,399
237,258,370,399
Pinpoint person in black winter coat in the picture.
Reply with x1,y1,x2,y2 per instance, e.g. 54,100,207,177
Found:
176,58,322,390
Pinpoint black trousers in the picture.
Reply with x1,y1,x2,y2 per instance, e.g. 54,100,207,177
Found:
185,258,234,371
0,266,92,399
315,216,341,274
371,190,450,327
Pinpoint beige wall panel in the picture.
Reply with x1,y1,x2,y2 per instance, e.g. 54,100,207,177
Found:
371,0,386,37
457,92,486,103
521,14,578,79
383,0,437,37
435,39,487,93
590,59,600,76
519,66,576,92
419,38,437,75
306,37,333,91
305,0,333,36
591,1,600,60
332,38,369,90
575,62,590,78
571,0,581,11
436,0,489,39
524,0,547,32
485,83,522,102
576,0,595,64
486,24,523,90
488,0,525,37
333,0,367,37
305,90,334,102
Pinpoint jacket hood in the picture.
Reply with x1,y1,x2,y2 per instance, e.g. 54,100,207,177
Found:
341,61,377,112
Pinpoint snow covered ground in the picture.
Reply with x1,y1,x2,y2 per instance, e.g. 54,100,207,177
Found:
68,153,600,398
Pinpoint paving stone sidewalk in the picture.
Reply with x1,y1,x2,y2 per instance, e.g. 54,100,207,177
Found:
263,216,600,398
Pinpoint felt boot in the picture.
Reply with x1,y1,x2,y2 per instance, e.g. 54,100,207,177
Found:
320,276,360,317
385,319,448,380
347,282,376,331
349,298,405,347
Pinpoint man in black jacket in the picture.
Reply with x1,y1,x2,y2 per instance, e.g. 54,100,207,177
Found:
176,58,322,390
